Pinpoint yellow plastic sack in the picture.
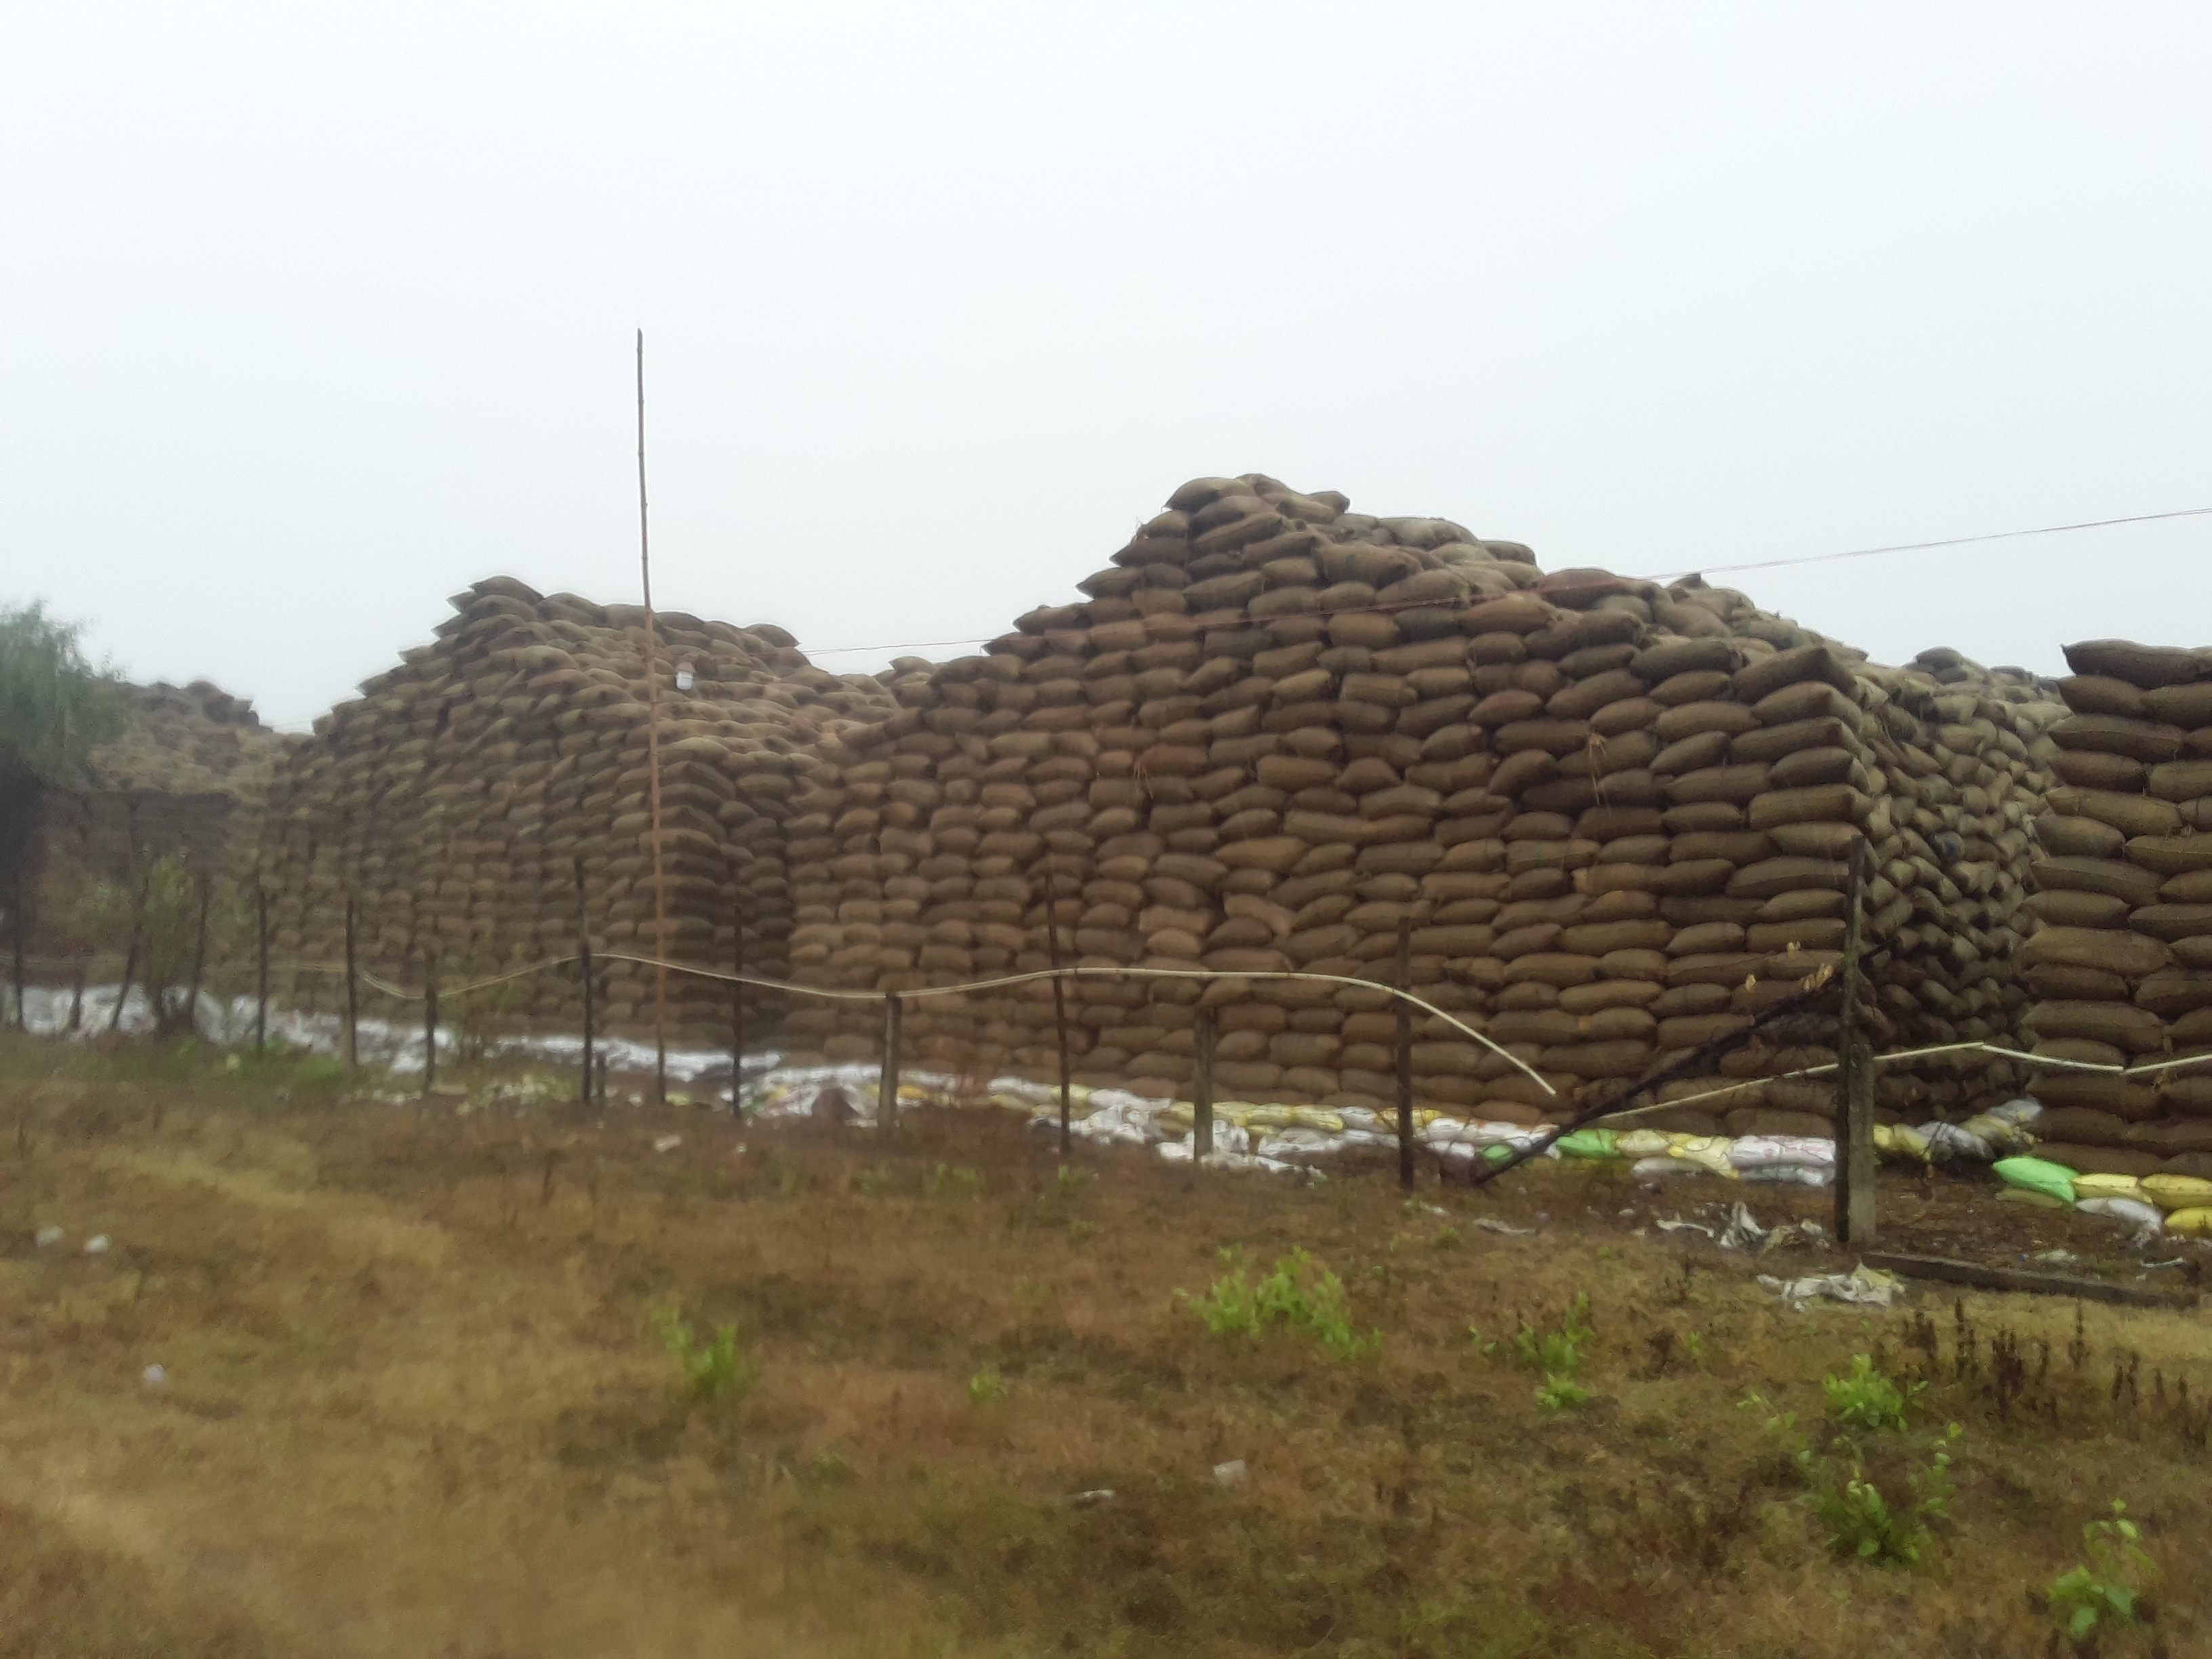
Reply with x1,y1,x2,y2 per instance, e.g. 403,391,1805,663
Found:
2164,1207,2212,1235
1615,1129,1675,1159
1874,1124,1931,1162
2141,1174,2212,1211
1670,1136,1738,1178
2073,1172,2146,1200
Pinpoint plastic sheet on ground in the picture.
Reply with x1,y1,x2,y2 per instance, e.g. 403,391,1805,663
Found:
1757,1264,1907,1310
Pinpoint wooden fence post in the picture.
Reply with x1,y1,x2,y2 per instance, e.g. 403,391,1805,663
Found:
729,893,745,1114
1395,918,1414,1191
423,955,439,1094
253,880,269,1055
342,895,359,1071
1045,876,1072,1158
9,865,23,1029
68,960,85,1032
1835,842,1877,1244
1193,1004,1215,1160
879,993,903,1130
110,866,152,1035
575,858,594,1110
184,873,211,1038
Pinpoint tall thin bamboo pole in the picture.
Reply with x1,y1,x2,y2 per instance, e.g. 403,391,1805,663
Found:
636,329,669,1107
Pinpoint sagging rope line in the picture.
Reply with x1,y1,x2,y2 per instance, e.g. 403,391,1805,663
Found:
588,952,1558,1097
22,949,2212,1094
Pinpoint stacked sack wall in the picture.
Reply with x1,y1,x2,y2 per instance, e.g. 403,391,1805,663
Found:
785,474,2062,1136
2018,639,2212,1179
258,577,896,1044
21,680,294,955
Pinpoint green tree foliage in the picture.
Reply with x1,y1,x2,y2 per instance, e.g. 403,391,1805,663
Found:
0,601,125,785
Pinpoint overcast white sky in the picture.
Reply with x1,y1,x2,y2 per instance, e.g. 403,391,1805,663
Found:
4,4,2208,729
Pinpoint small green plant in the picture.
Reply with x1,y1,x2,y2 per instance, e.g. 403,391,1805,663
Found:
800,1446,856,1486
1738,1391,1816,1483
854,1166,890,1197
967,1365,1006,1405
652,1307,758,1404
1536,1374,1592,1412
1176,1246,1380,1360
1816,1470,1925,1566
1054,1163,1086,1196
1511,1293,1593,1377
925,1163,982,1198
1433,1225,1462,1250
2045,1502,2155,1645
1682,1330,1705,1367
1823,1353,1922,1433
1811,1425,1959,1568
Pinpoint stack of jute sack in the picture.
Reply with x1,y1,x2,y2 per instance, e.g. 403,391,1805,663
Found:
258,577,895,1042
2019,639,2212,1179
783,474,2061,1136
22,679,295,957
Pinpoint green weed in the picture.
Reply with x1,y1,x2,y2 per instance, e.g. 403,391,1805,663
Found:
854,1166,890,1197
1511,1293,1593,1378
1054,1163,1086,1196
651,1307,758,1404
1176,1247,1380,1360
966,1366,1006,1406
1536,1374,1592,1413
925,1163,982,1198
2045,1502,2155,1645
1823,1353,1921,1433
1811,1425,1959,1568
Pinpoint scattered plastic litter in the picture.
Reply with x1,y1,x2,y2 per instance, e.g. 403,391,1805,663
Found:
34,1226,63,1248
1212,1460,1248,1489
1069,1489,1114,1508
142,1364,167,1387
83,1235,110,1255
1757,1264,1906,1310
1472,1218,1534,1237
652,1135,682,1153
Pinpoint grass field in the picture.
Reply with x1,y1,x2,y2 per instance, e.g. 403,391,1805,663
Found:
1,1031,2205,1658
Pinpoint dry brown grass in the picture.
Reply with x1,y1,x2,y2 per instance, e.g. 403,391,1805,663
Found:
1,1031,2206,1658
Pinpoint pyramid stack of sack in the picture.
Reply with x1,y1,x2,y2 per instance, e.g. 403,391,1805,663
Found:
258,577,895,1042
2019,640,2212,1179
782,474,2066,1136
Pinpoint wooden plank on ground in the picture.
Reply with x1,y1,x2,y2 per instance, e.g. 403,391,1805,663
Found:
1862,1250,2200,1311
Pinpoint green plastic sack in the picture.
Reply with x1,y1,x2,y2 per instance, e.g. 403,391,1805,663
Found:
1554,1129,1620,1160
1993,1156,2078,1206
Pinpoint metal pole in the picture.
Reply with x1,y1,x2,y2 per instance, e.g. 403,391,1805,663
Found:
1193,1004,1214,1160
635,329,670,1107
729,893,745,1114
879,992,903,1130
253,880,269,1055
423,954,439,1094
1835,841,1877,1244
576,857,594,1109
342,895,359,1071
1045,876,1072,1158
1395,919,1414,1191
